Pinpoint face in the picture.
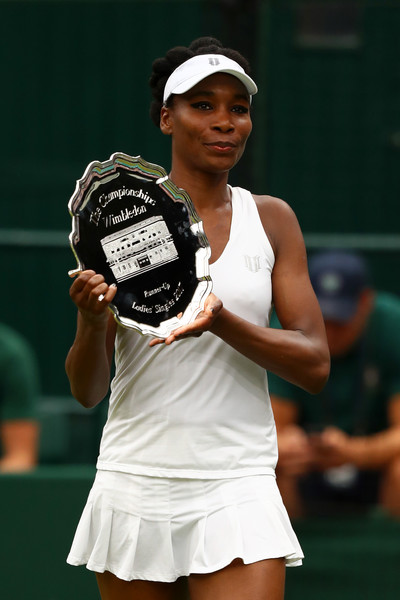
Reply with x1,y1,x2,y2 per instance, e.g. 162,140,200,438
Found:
324,319,364,358
323,290,374,357
160,72,253,177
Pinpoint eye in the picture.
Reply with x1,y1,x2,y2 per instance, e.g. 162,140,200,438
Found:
232,105,249,114
191,101,213,111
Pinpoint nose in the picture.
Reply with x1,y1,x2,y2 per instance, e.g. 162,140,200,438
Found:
211,108,234,133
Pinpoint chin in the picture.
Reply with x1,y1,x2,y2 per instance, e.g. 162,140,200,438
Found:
210,155,242,173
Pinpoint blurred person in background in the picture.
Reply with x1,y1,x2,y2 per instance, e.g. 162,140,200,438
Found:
269,250,400,519
0,322,40,472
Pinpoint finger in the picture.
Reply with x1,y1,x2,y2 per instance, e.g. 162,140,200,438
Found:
68,267,82,278
89,283,116,310
98,283,117,304
69,268,95,281
207,303,221,316
70,270,98,294
204,294,223,316
149,337,166,347
81,275,109,300
173,316,208,337
174,330,202,340
164,334,178,345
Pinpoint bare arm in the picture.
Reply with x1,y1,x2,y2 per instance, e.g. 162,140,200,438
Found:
159,196,330,394
0,420,39,473
65,270,118,408
314,394,400,470
211,305,328,394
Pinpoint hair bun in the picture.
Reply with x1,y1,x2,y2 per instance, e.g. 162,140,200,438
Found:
189,37,223,52
166,46,193,66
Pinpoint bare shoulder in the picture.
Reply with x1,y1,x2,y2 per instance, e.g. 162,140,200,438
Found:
252,194,302,255
253,193,297,219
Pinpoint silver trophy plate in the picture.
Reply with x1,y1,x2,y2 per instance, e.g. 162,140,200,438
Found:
68,152,212,338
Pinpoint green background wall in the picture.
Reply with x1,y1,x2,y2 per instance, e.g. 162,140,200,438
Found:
0,0,399,420
261,1,400,235
1,2,400,599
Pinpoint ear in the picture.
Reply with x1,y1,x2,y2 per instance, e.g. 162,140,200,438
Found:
160,105,173,136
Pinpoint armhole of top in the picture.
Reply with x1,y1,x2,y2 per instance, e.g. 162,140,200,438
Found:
248,190,276,261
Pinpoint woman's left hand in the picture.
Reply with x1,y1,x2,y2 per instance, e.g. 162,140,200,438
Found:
149,293,223,347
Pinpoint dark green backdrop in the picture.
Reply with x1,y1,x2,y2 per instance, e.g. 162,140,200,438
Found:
0,0,399,402
1,3,400,599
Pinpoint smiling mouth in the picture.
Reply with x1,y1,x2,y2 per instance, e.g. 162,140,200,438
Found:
205,142,236,151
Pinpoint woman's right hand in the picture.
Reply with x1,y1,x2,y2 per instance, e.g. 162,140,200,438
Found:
69,269,117,325
66,270,117,407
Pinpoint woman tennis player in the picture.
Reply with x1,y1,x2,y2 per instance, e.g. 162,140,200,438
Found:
66,36,330,600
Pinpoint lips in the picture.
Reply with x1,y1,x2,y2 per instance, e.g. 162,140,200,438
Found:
205,141,236,152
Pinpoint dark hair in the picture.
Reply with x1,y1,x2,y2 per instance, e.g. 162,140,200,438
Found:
149,36,252,128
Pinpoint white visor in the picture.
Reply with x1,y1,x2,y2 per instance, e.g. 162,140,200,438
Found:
163,54,258,104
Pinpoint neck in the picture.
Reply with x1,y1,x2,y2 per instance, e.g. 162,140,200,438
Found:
169,166,231,212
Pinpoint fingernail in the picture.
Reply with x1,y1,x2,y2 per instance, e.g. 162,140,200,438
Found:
68,268,82,278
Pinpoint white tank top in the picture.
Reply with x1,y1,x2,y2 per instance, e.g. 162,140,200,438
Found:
97,187,277,478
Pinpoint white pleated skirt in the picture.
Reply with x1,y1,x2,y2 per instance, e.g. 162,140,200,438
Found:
67,470,303,582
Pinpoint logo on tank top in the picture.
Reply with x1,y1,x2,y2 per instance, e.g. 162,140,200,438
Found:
244,255,261,273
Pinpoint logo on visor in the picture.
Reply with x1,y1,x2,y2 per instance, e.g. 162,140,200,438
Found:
208,57,220,66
